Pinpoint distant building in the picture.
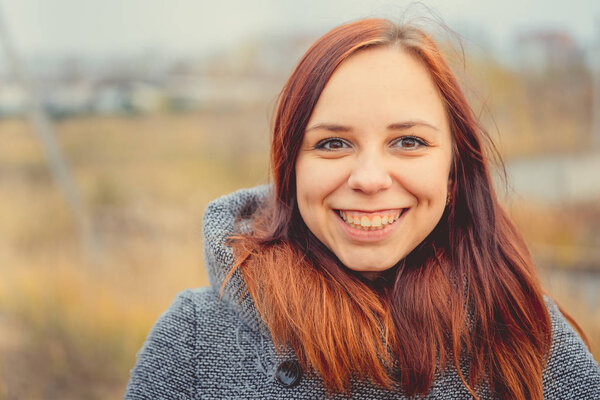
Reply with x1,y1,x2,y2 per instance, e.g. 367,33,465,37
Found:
516,30,584,73
0,82,28,116
44,79,95,117
162,33,315,110
0,32,320,116
93,84,130,115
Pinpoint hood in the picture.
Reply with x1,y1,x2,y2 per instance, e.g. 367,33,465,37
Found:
202,184,273,335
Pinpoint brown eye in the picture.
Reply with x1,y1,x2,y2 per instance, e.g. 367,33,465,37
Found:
393,136,427,150
316,138,350,151
401,138,417,148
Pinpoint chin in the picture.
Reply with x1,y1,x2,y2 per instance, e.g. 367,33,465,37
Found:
339,257,397,275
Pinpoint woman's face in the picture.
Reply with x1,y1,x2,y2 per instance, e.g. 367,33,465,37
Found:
295,47,453,278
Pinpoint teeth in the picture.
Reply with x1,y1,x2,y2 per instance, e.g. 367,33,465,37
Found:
338,210,402,230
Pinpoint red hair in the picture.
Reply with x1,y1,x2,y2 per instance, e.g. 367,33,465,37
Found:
226,19,583,399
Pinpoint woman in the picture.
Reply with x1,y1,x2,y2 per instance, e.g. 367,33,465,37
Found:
125,19,600,399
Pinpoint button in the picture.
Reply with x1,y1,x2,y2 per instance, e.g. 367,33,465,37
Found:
276,360,302,387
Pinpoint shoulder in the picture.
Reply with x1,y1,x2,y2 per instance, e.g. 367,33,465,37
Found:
124,287,233,399
542,296,600,398
131,287,236,347
141,287,224,337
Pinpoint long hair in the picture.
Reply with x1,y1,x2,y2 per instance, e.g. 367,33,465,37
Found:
226,18,565,399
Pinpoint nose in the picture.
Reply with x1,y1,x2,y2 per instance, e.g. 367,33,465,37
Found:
347,152,393,195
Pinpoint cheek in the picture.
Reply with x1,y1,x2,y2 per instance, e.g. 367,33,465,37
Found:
393,160,451,201
295,158,348,204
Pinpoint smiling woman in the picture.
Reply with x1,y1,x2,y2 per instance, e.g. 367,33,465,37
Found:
296,47,453,277
125,18,600,400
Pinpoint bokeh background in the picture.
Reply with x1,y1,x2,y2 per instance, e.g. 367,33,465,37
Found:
0,0,599,398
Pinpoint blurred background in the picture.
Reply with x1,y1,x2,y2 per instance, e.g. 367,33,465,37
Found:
0,0,599,398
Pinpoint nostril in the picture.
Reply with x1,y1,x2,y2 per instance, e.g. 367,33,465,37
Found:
347,167,393,194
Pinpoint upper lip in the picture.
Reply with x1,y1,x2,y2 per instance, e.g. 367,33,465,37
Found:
334,208,405,214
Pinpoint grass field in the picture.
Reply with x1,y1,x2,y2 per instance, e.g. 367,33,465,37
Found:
0,111,598,399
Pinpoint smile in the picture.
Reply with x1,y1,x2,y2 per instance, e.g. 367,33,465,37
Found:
336,209,404,230
333,208,408,243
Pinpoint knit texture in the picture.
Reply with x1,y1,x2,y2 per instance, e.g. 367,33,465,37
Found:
125,185,600,399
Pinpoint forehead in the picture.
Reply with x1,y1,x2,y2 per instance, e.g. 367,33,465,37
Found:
308,46,449,132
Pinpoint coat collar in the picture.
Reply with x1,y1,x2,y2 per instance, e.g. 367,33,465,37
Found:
202,185,273,335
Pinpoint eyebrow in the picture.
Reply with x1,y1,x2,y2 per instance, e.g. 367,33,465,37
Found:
304,120,440,133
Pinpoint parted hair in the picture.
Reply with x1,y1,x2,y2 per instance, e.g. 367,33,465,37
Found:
225,18,585,399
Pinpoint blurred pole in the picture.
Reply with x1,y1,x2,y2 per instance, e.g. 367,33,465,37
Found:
0,6,101,266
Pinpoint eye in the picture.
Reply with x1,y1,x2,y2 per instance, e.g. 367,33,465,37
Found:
315,137,351,151
392,136,428,150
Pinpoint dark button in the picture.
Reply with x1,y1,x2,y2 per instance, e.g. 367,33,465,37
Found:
276,360,302,387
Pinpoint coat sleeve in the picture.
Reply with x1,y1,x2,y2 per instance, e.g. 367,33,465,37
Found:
542,297,600,399
124,290,198,400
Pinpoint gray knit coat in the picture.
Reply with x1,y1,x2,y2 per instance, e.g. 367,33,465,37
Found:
125,185,600,399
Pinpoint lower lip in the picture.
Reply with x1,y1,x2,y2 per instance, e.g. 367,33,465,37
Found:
334,209,407,243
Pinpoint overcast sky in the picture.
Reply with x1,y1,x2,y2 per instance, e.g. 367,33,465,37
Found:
0,0,599,58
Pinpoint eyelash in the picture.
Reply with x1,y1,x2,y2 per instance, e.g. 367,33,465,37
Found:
314,136,429,151
314,137,350,151
391,136,429,150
